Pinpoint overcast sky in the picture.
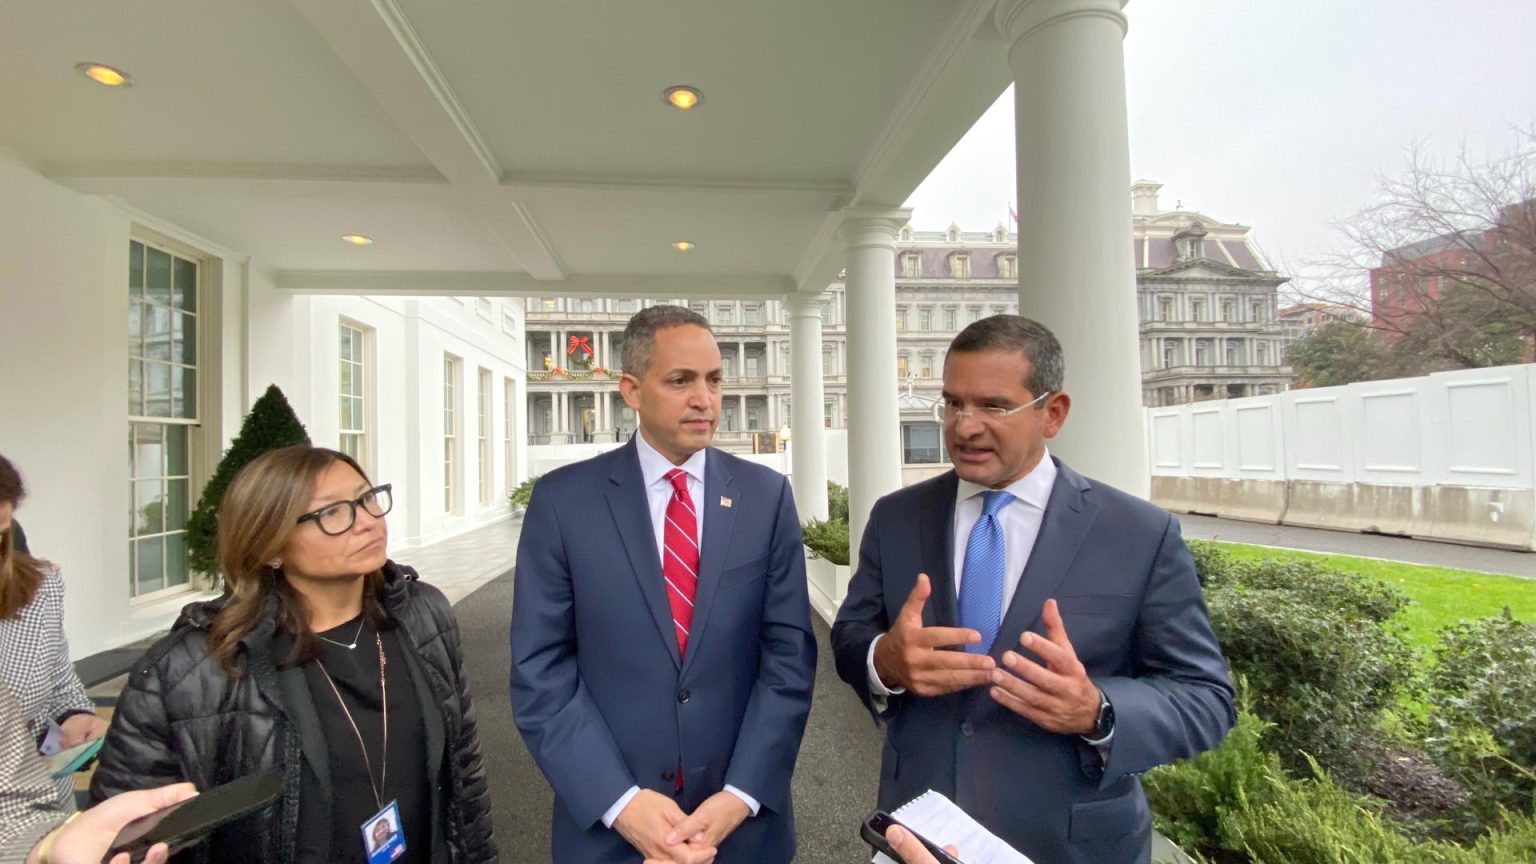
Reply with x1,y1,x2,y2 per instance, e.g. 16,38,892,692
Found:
902,0,1536,292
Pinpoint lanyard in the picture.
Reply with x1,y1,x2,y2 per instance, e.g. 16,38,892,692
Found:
314,631,389,810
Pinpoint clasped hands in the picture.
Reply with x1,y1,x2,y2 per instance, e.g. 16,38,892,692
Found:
617,788,749,864
872,573,1102,736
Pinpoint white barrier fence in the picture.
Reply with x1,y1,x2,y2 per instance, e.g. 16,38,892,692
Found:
1146,364,1536,550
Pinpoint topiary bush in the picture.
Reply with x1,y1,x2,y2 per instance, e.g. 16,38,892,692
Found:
185,384,309,579
509,475,541,507
801,518,850,566
827,480,849,525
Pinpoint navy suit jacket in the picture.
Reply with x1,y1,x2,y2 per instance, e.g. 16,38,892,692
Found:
510,439,817,863
832,459,1233,864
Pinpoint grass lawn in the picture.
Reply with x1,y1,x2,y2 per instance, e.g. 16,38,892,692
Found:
1208,541,1535,649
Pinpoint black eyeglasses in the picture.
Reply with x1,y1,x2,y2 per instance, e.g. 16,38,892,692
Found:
296,484,393,536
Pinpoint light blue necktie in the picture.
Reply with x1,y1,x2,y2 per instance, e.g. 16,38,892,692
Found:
958,490,1013,654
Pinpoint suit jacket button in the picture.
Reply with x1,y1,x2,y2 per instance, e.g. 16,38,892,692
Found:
661,769,676,782
961,720,974,738
677,689,691,704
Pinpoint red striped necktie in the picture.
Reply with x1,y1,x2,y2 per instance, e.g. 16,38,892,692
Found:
662,468,699,657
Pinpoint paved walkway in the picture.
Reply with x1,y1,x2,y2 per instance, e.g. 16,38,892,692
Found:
1176,513,1536,579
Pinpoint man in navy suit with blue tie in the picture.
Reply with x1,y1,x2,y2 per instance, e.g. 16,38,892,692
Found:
833,315,1233,864
511,305,816,863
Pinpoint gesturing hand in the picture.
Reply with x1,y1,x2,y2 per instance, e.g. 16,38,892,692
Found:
988,598,1102,735
873,573,996,697
614,790,717,864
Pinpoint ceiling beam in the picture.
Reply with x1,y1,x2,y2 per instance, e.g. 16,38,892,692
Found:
276,269,797,298
289,0,567,280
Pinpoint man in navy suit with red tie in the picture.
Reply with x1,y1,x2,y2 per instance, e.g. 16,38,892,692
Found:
511,305,816,863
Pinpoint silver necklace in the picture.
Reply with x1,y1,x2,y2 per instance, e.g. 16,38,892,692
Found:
314,616,366,650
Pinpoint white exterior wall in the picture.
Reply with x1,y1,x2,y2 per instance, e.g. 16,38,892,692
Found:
1147,364,1536,548
0,155,528,658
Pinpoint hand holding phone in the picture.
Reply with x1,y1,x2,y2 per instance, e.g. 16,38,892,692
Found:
861,811,964,864
103,769,284,863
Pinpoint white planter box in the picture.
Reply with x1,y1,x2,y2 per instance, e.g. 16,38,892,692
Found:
803,550,849,625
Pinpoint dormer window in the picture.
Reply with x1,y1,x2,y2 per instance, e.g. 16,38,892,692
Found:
1185,238,1204,260
946,224,961,242
992,226,1007,242
1174,220,1209,262
899,225,913,241
996,254,1016,279
949,253,970,278
901,252,922,279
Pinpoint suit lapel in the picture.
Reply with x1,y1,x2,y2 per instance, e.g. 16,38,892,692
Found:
681,449,736,680
920,472,960,627
606,441,682,670
991,459,1096,662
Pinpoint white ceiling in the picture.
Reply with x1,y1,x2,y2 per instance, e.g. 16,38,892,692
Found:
0,0,1016,297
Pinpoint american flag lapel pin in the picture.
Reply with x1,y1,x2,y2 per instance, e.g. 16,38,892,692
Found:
720,496,733,508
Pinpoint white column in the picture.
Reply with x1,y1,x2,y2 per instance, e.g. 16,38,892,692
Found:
841,206,911,549
999,0,1147,497
788,293,829,521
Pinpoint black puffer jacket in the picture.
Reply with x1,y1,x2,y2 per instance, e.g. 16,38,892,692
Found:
91,562,497,863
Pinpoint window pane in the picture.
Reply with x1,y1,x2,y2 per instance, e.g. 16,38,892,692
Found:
135,480,164,535
165,425,189,475
128,361,143,416
128,300,144,357
176,312,197,364
172,367,196,419
164,533,190,587
132,424,163,479
166,479,189,531
173,257,197,312
136,536,165,594
129,242,144,294
146,305,172,361
145,247,172,304
339,360,354,395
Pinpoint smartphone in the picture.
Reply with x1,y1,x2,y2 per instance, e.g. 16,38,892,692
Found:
861,810,965,864
48,737,104,778
103,768,285,864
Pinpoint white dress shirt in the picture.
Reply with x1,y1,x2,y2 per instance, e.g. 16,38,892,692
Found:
602,431,761,828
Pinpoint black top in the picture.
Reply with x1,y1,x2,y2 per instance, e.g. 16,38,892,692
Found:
290,615,430,864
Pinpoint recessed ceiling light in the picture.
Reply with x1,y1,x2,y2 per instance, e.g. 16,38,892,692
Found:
341,234,374,246
76,62,132,87
664,86,702,110
671,240,696,251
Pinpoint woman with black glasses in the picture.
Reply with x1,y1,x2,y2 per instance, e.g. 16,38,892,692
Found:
91,446,497,863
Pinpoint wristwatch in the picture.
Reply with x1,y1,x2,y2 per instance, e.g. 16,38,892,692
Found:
1088,689,1115,741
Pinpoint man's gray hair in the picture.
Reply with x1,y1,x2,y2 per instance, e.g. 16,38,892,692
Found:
948,314,1064,397
621,304,712,376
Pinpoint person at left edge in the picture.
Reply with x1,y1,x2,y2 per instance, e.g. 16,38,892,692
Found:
511,304,817,863
91,445,497,863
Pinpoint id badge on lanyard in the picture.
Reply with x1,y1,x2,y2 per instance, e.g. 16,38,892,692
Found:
363,800,406,863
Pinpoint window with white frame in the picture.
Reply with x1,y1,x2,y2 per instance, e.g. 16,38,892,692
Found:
128,239,202,598
478,368,493,507
504,378,517,494
919,351,934,378
918,307,932,331
896,352,909,379
822,345,835,374
1191,298,1206,321
967,306,982,324
338,322,370,470
950,254,970,278
997,254,1016,279
943,306,958,330
1226,340,1242,366
743,304,761,325
824,399,834,428
1251,299,1265,322
476,297,494,319
1159,297,1174,321
1221,298,1235,321
1163,342,1178,368
901,252,921,278
501,309,517,335
444,355,460,514
716,304,734,325
895,306,908,331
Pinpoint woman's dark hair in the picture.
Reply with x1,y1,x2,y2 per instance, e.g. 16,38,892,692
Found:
0,454,44,619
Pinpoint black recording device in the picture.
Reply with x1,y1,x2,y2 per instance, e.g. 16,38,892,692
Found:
861,810,965,864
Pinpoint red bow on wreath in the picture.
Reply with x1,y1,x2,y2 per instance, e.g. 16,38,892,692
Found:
567,335,593,358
